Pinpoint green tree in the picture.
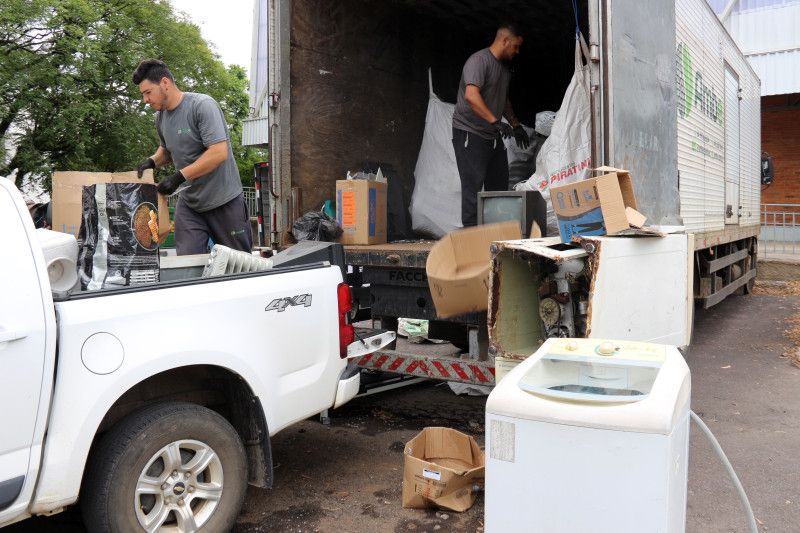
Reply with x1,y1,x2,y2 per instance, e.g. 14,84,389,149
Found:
0,0,265,191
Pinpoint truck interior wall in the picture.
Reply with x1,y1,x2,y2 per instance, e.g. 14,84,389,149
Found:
289,0,587,227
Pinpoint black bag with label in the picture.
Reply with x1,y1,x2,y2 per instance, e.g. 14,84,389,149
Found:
78,183,161,290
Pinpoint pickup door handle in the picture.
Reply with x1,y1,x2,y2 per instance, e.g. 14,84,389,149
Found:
0,328,28,343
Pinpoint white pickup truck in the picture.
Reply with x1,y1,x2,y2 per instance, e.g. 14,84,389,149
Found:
0,178,393,532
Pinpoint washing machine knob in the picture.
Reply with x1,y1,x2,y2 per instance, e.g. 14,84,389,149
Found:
597,342,616,355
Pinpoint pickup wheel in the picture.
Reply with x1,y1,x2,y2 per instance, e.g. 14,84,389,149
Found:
81,402,247,533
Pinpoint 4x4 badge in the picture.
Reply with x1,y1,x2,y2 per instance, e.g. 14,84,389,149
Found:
265,294,313,312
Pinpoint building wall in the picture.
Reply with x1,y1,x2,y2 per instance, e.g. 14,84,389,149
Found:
709,1,800,96
761,93,800,206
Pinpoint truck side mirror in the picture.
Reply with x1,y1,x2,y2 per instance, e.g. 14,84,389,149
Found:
761,152,774,185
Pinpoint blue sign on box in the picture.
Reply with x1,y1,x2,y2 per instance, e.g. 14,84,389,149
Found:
557,207,606,242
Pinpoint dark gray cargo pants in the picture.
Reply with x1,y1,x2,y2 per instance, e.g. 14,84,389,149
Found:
175,193,252,255
452,127,509,227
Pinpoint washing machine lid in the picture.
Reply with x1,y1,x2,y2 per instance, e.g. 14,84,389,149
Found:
518,340,664,403
486,338,691,435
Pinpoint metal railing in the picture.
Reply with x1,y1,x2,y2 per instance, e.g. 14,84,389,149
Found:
167,186,258,218
760,203,800,257
243,187,258,217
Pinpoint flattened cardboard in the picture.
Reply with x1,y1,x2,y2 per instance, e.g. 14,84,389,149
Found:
625,206,647,228
52,170,170,243
550,167,642,243
426,222,521,318
336,179,387,245
402,427,485,512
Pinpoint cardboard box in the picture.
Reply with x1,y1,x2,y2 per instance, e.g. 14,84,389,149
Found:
550,166,646,243
336,179,387,245
402,427,485,512
52,170,170,242
426,222,521,318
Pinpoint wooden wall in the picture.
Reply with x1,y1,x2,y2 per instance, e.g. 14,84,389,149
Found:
290,0,428,215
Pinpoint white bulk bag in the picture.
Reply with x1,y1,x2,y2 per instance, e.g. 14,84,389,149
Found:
516,33,592,235
410,71,462,238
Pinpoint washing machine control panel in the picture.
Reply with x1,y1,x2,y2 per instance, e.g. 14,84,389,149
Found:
518,339,666,403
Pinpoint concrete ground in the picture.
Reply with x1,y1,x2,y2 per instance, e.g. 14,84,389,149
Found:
8,292,800,532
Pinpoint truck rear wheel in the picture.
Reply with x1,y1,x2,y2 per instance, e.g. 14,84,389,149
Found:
81,402,247,533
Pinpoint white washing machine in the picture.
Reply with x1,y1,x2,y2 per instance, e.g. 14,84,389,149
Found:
485,338,691,533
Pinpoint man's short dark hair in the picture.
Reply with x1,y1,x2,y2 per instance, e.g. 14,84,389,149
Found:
132,59,175,85
498,22,523,38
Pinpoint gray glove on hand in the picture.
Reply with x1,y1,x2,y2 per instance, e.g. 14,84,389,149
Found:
513,125,531,150
136,157,156,178
492,120,513,140
156,171,186,195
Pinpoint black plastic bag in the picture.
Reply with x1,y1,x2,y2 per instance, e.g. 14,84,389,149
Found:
292,210,343,242
78,183,160,290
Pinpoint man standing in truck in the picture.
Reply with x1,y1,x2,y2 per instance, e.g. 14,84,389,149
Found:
453,23,530,227
133,59,252,255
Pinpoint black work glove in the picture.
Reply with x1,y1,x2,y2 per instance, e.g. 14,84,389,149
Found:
156,170,186,195
492,120,513,140
513,125,531,150
136,157,156,178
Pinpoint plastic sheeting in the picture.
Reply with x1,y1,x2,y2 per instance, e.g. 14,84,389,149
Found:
291,210,342,242
504,124,544,190
534,111,556,137
516,34,593,235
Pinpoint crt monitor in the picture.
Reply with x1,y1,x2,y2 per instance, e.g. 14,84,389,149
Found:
477,190,547,238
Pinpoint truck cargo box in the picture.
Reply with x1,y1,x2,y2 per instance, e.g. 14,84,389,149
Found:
245,0,760,314
245,0,760,249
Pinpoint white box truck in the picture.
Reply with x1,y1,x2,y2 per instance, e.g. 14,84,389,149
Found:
243,0,760,381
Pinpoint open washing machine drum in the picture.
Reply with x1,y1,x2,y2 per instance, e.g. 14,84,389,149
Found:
519,339,663,403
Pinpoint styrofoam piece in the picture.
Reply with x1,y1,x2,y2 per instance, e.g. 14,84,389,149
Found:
35,228,78,293
202,245,273,277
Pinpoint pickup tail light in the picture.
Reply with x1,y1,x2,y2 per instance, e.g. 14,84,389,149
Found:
337,283,354,358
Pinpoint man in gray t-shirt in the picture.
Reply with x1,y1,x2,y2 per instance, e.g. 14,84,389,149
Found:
132,59,251,255
452,24,530,227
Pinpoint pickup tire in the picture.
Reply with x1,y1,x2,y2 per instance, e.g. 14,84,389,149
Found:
81,401,247,533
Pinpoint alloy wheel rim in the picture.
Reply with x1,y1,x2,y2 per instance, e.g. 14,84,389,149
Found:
134,439,224,533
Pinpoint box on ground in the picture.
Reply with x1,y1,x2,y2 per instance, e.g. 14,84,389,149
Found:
336,179,387,245
550,166,646,243
402,427,485,512
426,222,520,318
52,170,170,242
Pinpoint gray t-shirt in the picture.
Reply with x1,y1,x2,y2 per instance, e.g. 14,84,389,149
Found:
156,92,242,212
452,48,511,140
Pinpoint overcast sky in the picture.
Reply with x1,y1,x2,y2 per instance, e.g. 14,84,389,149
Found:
168,0,255,76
